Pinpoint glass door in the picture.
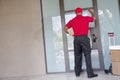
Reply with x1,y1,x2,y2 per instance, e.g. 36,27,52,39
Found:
60,0,104,72
42,0,66,73
42,0,104,73
65,11,100,71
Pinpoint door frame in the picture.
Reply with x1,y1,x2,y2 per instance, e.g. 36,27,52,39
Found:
59,0,104,72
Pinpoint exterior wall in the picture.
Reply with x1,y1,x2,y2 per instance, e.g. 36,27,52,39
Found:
0,0,46,77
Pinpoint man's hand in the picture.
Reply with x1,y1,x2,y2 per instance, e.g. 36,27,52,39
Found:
88,9,96,20
64,26,69,34
88,9,93,13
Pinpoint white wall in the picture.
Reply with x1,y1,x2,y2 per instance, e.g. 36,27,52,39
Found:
0,0,46,77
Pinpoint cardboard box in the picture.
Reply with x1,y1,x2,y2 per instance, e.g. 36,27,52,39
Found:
110,49,120,75
110,50,120,61
112,62,120,75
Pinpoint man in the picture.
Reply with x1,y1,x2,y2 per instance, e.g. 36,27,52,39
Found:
64,7,98,78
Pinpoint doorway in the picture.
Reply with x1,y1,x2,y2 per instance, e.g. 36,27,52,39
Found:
42,0,104,73
59,0,104,72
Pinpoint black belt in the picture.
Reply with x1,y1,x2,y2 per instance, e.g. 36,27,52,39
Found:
74,35,87,37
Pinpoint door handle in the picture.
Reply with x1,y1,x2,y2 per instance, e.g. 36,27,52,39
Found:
92,34,97,43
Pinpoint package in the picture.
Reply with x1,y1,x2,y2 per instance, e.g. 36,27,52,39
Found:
110,50,120,62
112,62,120,75
67,27,74,36
110,49,120,75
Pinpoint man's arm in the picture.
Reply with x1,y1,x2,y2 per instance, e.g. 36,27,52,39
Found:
88,9,96,20
64,26,69,34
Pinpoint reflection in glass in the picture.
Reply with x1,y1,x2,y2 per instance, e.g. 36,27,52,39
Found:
97,0,120,69
42,0,65,73
64,0,92,11
50,16,65,72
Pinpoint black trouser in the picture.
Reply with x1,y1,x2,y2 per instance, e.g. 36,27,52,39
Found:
74,35,94,76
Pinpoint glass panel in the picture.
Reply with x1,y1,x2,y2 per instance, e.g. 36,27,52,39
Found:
69,50,100,70
67,34,74,50
69,51,74,70
97,0,120,69
91,50,100,69
64,0,93,11
42,0,65,73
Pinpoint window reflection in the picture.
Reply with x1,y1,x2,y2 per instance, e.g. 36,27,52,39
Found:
46,16,65,72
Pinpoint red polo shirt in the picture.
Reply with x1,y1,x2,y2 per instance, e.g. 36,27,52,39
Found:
66,15,94,36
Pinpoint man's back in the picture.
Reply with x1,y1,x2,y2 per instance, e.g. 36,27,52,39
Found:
66,15,94,36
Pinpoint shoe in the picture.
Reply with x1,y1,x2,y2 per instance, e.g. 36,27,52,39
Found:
75,69,83,77
75,72,80,77
88,74,98,78
80,69,84,73
76,75,80,77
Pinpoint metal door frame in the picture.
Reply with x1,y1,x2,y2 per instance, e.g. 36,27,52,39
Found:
59,0,104,72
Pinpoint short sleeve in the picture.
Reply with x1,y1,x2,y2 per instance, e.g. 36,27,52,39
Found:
65,20,72,28
86,16,94,22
